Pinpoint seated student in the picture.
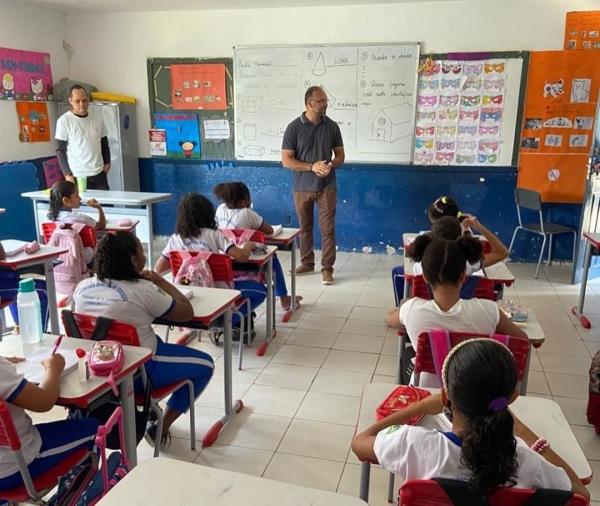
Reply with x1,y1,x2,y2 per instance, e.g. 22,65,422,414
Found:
0,353,99,490
0,243,49,332
73,232,214,447
386,234,526,387
213,181,302,310
154,193,267,332
352,339,589,500
391,195,508,305
48,180,106,264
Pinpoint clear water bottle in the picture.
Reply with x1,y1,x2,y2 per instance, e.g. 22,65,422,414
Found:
17,279,42,344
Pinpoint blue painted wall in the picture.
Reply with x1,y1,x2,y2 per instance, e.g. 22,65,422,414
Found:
139,158,580,261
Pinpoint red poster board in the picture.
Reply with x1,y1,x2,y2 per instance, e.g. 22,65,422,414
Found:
565,11,600,50
170,63,226,110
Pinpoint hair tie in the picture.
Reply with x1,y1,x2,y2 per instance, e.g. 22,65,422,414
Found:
488,396,508,412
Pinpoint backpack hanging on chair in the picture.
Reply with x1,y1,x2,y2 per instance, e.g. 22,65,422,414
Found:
174,251,215,288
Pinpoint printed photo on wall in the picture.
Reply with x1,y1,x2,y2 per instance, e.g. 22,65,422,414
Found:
574,116,594,129
571,78,591,103
524,118,542,130
543,116,573,128
521,137,540,149
543,79,565,98
544,135,563,147
569,134,588,147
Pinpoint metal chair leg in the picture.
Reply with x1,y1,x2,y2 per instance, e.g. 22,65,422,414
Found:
507,227,522,260
186,379,196,451
387,472,395,503
548,234,553,265
152,404,163,458
535,234,547,279
236,310,245,371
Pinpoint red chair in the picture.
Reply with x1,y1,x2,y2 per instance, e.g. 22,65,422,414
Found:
0,399,93,503
399,479,588,506
226,229,266,244
169,251,252,370
41,221,97,249
411,275,497,301
61,311,197,458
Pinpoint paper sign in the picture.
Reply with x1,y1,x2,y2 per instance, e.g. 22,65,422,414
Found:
149,128,167,156
42,157,64,188
170,63,227,111
203,119,231,140
16,101,50,142
0,47,53,101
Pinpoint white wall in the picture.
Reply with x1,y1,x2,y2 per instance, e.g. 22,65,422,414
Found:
58,0,600,158
0,0,67,163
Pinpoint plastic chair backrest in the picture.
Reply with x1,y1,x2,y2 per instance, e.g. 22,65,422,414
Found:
515,188,542,212
414,330,530,384
398,479,588,506
42,222,96,248
62,312,140,347
169,251,234,284
411,275,496,301
229,229,265,244
0,400,22,451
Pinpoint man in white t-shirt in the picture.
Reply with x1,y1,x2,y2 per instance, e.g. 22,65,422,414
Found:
55,85,111,190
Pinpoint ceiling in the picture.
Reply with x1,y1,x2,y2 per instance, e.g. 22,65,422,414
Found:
19,0,468,13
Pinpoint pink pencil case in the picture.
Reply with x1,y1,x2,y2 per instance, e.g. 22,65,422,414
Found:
88,340,124,376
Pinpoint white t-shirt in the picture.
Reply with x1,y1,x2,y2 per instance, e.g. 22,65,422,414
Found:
55,110,107,177
412,260,482,277
374,424,571,492
160,229,234,259
56,210,97,228
400,298,500,387
73,276,174,351
0,357,42,479
215,204,264,230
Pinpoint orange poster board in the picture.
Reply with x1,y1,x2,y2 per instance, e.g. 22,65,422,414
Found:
565,11,600,50
170,63,226,111
15,101,50,142
517,50,600,203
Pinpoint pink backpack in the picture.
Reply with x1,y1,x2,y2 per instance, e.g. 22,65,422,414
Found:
47,223,89,299
220,229,266,283
174,251,215,288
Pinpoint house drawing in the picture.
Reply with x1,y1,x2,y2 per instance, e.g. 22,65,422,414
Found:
371,104,413,142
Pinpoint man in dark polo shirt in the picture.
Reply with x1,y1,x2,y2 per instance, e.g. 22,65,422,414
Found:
281,86,345,285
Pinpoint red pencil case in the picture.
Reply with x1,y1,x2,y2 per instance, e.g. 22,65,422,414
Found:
375,385,432,424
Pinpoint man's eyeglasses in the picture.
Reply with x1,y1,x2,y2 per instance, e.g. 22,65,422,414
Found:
311,99,328,104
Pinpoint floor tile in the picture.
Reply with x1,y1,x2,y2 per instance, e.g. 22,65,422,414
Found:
349,306,388,322
572,424,600,460
338,462,396,506
278,418,355,461
263,453,345,492
310,368,373,397
538,353,591,376
218,410,291,451
525,371,551,396
195,444,273,476
296,391,361,426
242,384,306,417
322,350,379,374
271,344,329,368
546,372,589,399
297,314,347,333
333,332,385,354
553,396,591,426
303,302,354,318
195,380,252,409
255,363,319,390
342,319,389,337
374,354,397,376
285,327,339,348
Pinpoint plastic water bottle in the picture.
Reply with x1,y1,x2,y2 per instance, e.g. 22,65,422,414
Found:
17,279,42,344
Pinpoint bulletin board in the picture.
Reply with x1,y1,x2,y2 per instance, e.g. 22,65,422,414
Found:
517,50,600,203
146,57,234,159
565,11,600,50
413,51,529,167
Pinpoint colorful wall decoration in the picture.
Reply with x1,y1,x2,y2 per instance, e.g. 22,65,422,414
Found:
154,112,201,159
170,63,226,111
565,11,600,50
0,47,53,101
15,101,50,142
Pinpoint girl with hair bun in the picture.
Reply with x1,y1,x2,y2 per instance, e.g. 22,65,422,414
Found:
352,339,589,499
386,235,527,386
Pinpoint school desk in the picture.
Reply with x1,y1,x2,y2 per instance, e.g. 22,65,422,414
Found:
265,227,301,319
0,244,67,334
21,190,171,267
356,383,592,503
97,458,367,506
103,219,139,233
0,333,152,468
572,232,600,329
153,286,243,447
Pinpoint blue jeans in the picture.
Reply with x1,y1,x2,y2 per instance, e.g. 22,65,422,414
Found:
0,418,99,490
232,279,267,325
0,270,49,330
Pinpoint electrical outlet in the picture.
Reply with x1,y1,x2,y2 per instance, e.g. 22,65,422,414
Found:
283,212,292,225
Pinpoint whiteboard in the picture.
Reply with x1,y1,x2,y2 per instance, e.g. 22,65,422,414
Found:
234,44,420,163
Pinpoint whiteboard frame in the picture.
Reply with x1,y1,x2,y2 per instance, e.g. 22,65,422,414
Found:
233,42,421,164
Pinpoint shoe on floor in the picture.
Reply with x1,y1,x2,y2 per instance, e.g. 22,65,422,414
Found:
292,264,315,276
321,270,334,285
145,421,172,449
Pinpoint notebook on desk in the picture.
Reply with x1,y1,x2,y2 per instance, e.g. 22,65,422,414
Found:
16,347,78,384
0,240,27,257
268,225,283,237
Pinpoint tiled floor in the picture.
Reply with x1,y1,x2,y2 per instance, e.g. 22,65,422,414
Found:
29,251,600,504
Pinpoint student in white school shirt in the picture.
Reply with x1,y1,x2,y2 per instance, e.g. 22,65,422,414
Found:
213,181,302,310
352,339,589,500
386,234,526,387
0,354,99,490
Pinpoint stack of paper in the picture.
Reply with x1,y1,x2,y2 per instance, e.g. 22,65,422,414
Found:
269,225,283,237
16,347,78,384
1,240,27,257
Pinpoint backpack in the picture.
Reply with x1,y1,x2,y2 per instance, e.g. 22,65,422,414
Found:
587,350,600,432
174,251,215,288
220,229,266,283
47,223,89,300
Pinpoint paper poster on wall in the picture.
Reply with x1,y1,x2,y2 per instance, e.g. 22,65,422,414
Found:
16,102,50,142
203,119,231,141
0,47,53,101
565,11,600,50
170,64,226,111
154,113,201,158
42,157,63,188
149,128,167,156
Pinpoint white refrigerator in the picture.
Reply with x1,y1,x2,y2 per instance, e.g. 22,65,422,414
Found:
57,101,140,191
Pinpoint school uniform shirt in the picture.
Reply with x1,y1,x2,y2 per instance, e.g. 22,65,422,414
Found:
73,276,174,352
412,259,482,277
55,209,97,229
373,424,571,491
400,297,500,387
0,357,41,479
55,110,108,177
160,229,235,259
215,204,263,230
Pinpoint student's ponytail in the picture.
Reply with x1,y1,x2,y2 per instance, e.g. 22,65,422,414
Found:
442,339,518,494
406,233,433,262
456,235,484,265
213,183,229,203
47,180,77,221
